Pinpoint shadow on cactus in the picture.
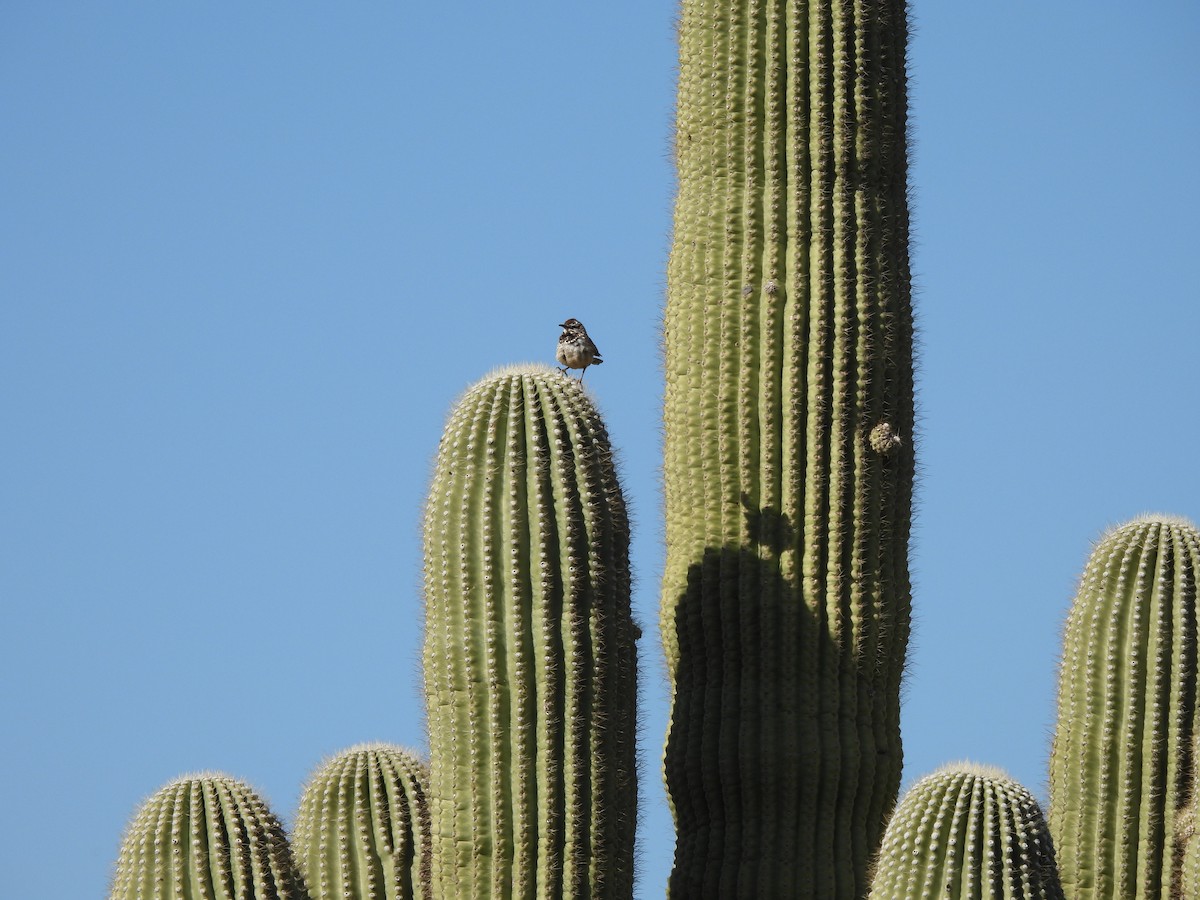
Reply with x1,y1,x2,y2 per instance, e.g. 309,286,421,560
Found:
739,493,794,556
664,541,905,898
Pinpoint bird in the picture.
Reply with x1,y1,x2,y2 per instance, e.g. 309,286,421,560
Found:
556,318,603,381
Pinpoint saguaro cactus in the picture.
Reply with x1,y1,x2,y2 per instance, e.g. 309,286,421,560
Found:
293,743,432,900
868,763,1064,899
109,773,308,900
422,365,638,899
1049,515,1200,899
662,0,915,895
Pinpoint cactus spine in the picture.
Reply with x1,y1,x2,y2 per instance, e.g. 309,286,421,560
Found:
422,365,638,899
1049,515,1200,899
109,773,308,900
293,743,432,900
662,0,914,894
868,763,1064,900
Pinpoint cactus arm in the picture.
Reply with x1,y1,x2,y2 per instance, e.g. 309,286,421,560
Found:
1050,515,1200,899
109,774,308,900
293,744,432,900
868,764,1065,900
423,366,636,899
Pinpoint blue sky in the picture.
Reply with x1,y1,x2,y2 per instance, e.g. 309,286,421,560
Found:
2,3,1198,897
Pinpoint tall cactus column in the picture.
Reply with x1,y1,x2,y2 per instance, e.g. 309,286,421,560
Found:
423,366,638,899
662,0,914,896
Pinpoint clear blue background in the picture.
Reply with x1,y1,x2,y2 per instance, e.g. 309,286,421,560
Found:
2,3,1198,897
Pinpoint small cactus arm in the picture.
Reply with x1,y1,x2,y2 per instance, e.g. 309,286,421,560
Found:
868,763,1064,900
108,773,309,900
661,0,915,895
293,743,432,900
1049,515,1200,899
422,365,638,899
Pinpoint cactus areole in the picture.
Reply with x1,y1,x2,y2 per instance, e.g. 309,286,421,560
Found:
661,0,915,895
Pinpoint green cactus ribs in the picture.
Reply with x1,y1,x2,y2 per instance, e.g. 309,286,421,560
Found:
293,743,432,900
1049,515,1200,900
661,0,915,894
422,365,638,899
869,763,1064,899
109,773,309,900
1176,798,1200,900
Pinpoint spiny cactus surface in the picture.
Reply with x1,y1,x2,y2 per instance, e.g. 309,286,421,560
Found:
423,365,638,899
662,0,915,894
1176,803,1200,900
1050,515,1200,899
293,743,431,900
869,763,1064,900
109,773,309,900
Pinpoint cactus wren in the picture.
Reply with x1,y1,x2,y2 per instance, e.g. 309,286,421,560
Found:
556,318,603,381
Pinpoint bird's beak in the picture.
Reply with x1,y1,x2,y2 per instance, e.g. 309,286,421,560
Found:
558,322,568,328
